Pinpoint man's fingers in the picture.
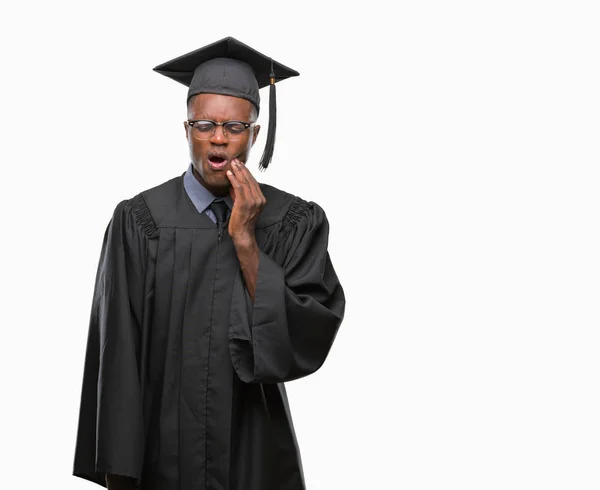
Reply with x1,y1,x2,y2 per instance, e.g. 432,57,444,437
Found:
231,160,250,184
227,168,250,202
226,169,241,188
228,166,252,206
232,160,265,204
230,160,258,204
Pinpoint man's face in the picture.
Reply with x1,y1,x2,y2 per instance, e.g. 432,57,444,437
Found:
185,93,260,196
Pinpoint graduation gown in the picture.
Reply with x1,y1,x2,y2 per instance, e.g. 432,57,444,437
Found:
73,174,345,490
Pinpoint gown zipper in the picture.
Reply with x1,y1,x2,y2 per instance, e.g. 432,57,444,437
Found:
206,218,223,488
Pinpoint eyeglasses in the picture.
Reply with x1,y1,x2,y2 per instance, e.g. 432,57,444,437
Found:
186,120,255,141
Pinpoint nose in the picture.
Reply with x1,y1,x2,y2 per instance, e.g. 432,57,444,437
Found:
209,125,228,145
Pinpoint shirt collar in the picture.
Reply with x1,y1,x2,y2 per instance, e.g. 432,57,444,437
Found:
183,163,233,214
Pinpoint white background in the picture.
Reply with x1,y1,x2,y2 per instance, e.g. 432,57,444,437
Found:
1,1,599,489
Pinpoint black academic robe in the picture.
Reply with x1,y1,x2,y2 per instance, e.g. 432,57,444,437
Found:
73,174,345,490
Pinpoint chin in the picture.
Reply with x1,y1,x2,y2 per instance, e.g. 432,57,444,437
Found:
205,173,230,190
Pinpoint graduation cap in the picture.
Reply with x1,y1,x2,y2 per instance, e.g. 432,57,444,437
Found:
153,37,299,170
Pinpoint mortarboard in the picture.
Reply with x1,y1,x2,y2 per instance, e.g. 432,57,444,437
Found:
153,37,299,170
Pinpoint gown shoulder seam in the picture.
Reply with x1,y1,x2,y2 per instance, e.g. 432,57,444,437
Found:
282,195,311,229
128,194,158,237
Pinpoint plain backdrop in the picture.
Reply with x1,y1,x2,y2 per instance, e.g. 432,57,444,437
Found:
1,1,599,489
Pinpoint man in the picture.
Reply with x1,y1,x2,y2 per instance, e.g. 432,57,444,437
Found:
73,37,345,490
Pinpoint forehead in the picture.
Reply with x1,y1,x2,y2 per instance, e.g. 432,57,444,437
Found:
188,93,255,120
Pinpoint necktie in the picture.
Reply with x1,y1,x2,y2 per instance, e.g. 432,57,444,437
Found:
209,199,230,228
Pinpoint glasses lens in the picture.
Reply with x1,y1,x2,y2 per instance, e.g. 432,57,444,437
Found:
224,122,248,141
191,121,215,140
190,121,250,141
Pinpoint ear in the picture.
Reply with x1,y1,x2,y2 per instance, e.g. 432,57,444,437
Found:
184,121,189,141
251,124,261,146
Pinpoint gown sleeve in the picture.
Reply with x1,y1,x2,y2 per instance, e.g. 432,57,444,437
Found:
229,198,346,383
73,199,147,487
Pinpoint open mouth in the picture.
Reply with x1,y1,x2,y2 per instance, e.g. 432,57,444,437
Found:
208,152,229,170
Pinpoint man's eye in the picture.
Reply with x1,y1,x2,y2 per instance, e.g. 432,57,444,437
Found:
194,122,214,132
226,123,246,134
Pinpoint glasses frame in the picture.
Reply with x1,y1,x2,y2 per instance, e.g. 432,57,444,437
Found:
186,119,256,140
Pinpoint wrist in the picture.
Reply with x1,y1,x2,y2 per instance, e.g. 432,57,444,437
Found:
231,232,257,249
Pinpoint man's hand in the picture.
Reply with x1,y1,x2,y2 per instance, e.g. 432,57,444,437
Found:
226,159,266,245
226,159,264,302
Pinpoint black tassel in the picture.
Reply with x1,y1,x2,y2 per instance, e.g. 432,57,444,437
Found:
258,62,277,171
